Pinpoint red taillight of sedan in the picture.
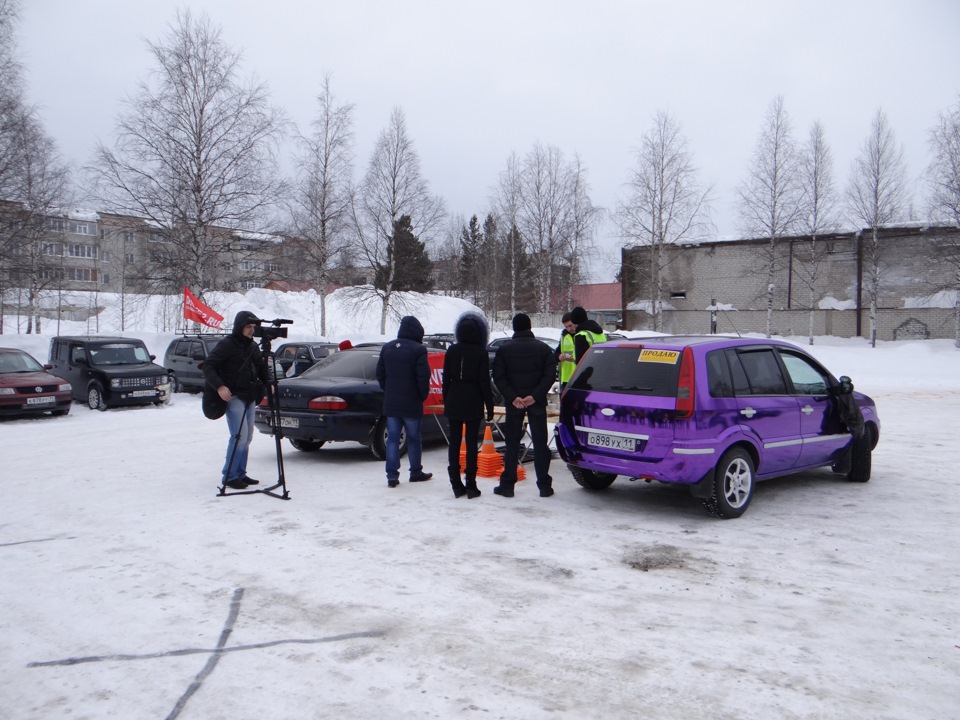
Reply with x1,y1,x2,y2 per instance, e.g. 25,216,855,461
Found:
308,395,348,411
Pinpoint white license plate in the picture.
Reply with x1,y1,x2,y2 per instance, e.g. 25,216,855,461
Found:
27,396,55,405
131,390,155,397
279,416,299,428
587,432,635,452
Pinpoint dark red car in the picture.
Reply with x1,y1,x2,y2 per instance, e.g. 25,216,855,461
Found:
0,348,72,417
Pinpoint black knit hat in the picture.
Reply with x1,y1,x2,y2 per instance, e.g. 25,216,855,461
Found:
570,306,588,325
512,312,531,332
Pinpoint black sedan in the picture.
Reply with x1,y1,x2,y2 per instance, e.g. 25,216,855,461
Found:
254,344,448,459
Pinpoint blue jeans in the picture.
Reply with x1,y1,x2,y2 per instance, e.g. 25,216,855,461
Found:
385,416,423,481
222,397,256,481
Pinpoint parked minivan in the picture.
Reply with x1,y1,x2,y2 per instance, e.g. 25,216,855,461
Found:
163,334,228,392
49,336,169,410
555,336,880,518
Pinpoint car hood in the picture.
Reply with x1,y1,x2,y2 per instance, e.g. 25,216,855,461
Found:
91,363,166,376
0,370,66,387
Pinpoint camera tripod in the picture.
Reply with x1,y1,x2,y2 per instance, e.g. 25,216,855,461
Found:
217,333,290,500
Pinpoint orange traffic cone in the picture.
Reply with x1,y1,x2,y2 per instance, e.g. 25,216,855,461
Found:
459,427,467,467
476,425,504,478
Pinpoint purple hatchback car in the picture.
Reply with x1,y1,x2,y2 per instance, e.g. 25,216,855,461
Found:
555,336,880,518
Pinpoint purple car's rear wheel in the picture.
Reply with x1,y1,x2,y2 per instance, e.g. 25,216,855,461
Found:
704,447,754,519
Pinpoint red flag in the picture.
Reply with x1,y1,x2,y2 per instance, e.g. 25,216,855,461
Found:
183,287,224,329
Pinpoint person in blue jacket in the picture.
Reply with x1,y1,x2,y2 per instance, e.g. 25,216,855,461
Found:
376,315,434,487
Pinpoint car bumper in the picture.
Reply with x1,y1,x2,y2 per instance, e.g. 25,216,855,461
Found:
0,395,72,415
555,424,719,485
254,408,378,444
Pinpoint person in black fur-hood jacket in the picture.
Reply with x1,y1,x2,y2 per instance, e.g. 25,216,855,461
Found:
203,310,270,490
376,315,433,487
442,311,494,499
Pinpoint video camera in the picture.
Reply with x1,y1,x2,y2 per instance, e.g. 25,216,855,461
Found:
253,318,293,341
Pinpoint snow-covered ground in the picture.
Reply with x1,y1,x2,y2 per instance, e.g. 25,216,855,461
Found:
2,291,959,719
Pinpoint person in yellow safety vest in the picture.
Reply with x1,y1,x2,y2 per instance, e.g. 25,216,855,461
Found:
570,306,607,363
554,311,577,391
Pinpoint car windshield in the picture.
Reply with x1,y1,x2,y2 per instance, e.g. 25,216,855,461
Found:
568,346,681,396
89,343,152,365
0,351,44,373
300,350,379,380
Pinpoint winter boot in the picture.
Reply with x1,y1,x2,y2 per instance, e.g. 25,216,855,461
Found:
492,475,515,498
537,476,554,498
464,473,482,499
448,466,466,498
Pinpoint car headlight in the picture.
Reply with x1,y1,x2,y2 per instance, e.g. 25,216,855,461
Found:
59,383,72,392
0,387,13,395
111,378,122,388
159,375,169,385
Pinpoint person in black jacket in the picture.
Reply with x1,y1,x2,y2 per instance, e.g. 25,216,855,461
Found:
491,312,557,498
442,311,494,499
203,310,270,490
376,315,433,488
570,306,607,362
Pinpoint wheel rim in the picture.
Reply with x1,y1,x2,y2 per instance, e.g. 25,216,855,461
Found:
88,387,100,408
723,458,752,508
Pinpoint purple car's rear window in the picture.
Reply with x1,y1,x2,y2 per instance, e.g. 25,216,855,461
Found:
569,347,680,397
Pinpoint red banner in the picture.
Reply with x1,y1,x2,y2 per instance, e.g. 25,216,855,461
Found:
183,287,224,329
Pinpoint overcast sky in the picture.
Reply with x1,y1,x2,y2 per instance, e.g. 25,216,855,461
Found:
16,0,960,281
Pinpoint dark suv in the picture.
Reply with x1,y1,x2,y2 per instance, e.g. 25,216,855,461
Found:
556,336,880,518
163,334,228,392
49,336,170,410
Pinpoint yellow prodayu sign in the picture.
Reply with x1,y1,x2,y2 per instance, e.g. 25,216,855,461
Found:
638,349,680,364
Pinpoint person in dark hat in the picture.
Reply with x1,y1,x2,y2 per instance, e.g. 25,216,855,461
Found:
376,315,433,487
203,310,270,489
570,306,607,363
491,312,557,498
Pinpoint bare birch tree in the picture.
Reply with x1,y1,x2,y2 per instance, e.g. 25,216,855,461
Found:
516,143,574,313
89,10,286,299
353,107,445,333
926,97,960,347
847,109,909,347
737,96,803,337
795,121,840,344
491,152,523,316
616,111,710,332
6,119,71,333
290,74,354,336
566,155,602,307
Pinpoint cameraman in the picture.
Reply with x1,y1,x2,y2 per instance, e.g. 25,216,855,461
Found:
203,310,270,489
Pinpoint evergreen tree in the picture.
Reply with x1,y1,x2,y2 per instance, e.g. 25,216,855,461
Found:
459,214,482,302
375,214,433,293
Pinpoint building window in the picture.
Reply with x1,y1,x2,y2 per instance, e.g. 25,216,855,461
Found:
67,244,97,259
66,267,96,282
149,231,169,243
101,273,110,284
69,221,93,235
239,260,261,271
670,291,687,300
42,243,61,256
124,253,135,264
265,262,281,273
123,232,134,243
240,280,263,290
40,267,63,280
46,218,64,232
